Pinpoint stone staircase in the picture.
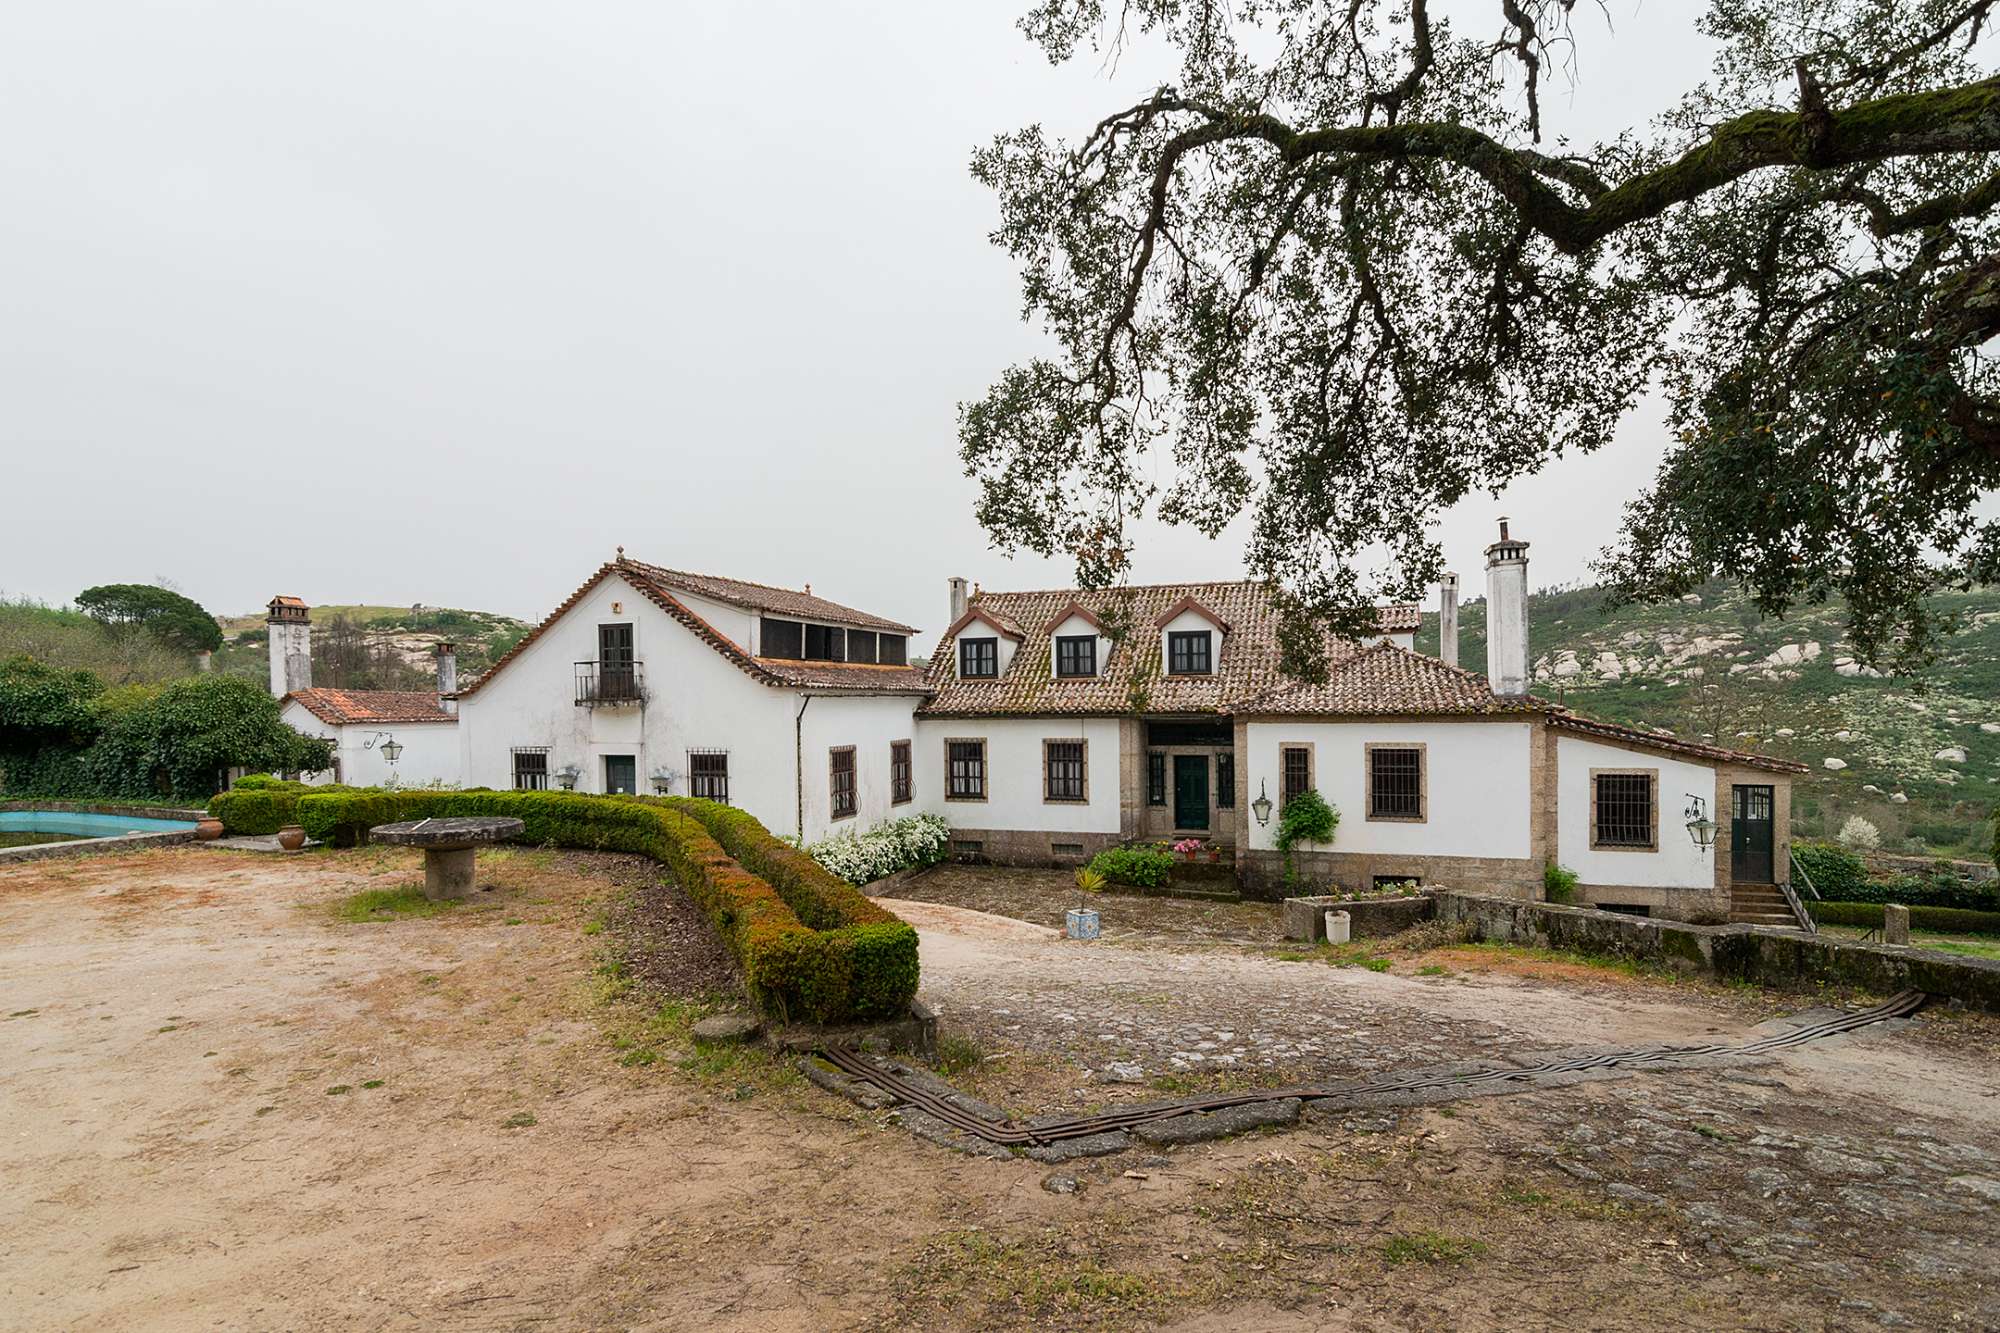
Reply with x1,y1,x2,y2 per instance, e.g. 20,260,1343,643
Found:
1729,881,1803,928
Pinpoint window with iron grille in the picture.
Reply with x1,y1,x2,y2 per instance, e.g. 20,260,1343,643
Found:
805,623,846,662
1593,772,1656,847
1281,747,1311,804
1045,740,1085,801
1147,751,1166,805
1216,752,1236,809
1167,630,1212,674
879,634,908,666
511,747,549,791
891,740,912,804
948,740,986,799
959,638,998,678
830,747,856,819
760,617,804,659
1055,635,1096,677
1368,747,1423,820
688,750,729,803
846,630,879,664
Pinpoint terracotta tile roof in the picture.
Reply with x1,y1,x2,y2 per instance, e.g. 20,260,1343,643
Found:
919,580,1416,718
1377,603,1420,633
1237,643,1555,717
285,689,455,725
269,595,308,609
945,607,1026,640
1152,594,1231,632
620,559,916,634
1546,712,1808,774
454,561,928,701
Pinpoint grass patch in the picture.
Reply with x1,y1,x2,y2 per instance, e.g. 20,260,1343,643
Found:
892,1227,1186,1324
361,1079,385,1089
936,1033,984,1078
335,885,459,923
502,1111,537,1128
1381,1228,1486,1267
325,1084,352,1096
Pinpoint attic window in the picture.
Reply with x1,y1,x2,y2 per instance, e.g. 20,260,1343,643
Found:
1167,630,1212,675
1055,635,1096,678
804,623,847,661
761,618,804,659
879,634,908,666
960,638,998,678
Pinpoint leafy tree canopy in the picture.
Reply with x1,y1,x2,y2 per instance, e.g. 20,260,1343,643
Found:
75,583,223,656
85,674,332,801
0,655,104,750
962,0,2000,676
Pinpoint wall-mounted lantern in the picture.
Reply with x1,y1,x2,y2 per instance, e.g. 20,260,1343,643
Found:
555,763,582,792
649,766,676,796
1251,779,1274,828
363,732,404,765
1684,794,1718,850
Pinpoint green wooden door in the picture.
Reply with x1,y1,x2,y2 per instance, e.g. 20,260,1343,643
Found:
1173,754,1210,831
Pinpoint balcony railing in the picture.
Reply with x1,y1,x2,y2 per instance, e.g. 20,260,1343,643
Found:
575,660,645,706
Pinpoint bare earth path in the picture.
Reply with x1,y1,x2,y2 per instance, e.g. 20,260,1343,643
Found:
1,848,1995,1330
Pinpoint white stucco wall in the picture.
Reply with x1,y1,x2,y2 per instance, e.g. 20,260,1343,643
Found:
1157,608,1222,675
1046,613,1111,679
279,704,459,788
453,570,924,843
912,717,1125,834
1242,720,1534,857
1555,734,1716,888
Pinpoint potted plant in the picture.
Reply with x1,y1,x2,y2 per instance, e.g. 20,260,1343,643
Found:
276,824,307,852
1207,843,1222,863
194,815,225,841
1067,866,1104,940
1173,837,1203,862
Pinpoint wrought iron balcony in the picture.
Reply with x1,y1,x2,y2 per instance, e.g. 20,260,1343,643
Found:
575,660,645,706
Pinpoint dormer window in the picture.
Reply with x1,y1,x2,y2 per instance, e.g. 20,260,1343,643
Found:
1055,635,1097,678
1167,630,1213,675
960,638,999,678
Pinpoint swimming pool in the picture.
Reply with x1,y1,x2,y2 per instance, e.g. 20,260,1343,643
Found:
0,810,199,840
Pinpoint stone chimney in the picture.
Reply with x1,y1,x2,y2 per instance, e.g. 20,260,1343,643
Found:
195,649,213,674
1483,519,1530,696
266,596,312,698
948,576,968,625
435,641,458,715
1439,574,1459,668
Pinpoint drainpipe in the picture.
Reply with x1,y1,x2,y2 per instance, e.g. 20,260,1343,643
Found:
795,694,814,839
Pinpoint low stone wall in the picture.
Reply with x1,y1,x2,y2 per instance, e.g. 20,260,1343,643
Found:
0,800,203,865
1238,848,1539,903
1,800,206,821
1437,891,2000,1015
943,827,1126,869
1282,892,1436,942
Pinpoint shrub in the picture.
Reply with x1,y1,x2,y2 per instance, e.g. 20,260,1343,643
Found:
1543,863,1579,905
208,780,313,835
1791,841,1869,901
799,812,951,886
1277,789,1339,851
1808,901,2000,935
1832,870,1999,912
1836,815,1881,851
215,787,919,1023
1088,843,1174,889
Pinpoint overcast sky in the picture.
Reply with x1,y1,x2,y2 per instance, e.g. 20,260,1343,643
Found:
2,1,1721,642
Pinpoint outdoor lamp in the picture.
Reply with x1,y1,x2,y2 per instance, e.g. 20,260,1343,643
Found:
1251,779,1274,827
649,766,674,795
555,763,581,792
1684,795,1718,850
379,736,403,766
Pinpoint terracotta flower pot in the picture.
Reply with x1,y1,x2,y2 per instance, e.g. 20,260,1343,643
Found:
195,817,225,841
276,825,307,852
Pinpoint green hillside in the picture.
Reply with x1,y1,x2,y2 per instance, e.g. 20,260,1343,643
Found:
214,604,531,689
1414,580,2000,859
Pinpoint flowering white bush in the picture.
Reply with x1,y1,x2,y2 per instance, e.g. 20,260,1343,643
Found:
809,813,952,885
1836,815,1881,851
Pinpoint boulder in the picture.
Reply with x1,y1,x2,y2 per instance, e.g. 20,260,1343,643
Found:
1822,757,1848,771
692,1013,763,1044
1890,792,1910,804
1936,746,1968,763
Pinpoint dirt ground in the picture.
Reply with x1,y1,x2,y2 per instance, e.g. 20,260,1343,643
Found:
2,848,1996,1330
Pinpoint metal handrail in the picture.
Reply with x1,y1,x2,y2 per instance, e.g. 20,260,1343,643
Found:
574,660,645,705
1789,849,1823,901
1782,850,1819,934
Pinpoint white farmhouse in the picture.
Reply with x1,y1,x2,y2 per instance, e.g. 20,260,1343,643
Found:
911,521,1804,924
265,596,461,786
449,554,928,842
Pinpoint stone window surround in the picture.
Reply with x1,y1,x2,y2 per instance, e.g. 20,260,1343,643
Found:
1589,766,1660,851
1364,741,1428,823
1042,737,1089,804
945,737,988,803
890,739,912,805
1280,741,1316,806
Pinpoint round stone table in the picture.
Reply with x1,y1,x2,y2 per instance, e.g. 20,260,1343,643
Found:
369,816,524,901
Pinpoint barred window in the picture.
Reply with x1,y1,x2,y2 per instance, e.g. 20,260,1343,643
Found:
1045,740,1085,801
511,747,549,791
1216,752,1236,809
1167,630,1212,674
891,740,912,804
959,638,998,678
688,750,729,803
1281,747,1311,805
1368,747,1423,819
948,740,986,800
830,747,856,819
1147,751,1166,806
1055,635,1096,678
1594,773,1656,848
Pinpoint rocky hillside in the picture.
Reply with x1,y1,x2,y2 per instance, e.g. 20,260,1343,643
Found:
214,604,531,690
1414,581,2000,860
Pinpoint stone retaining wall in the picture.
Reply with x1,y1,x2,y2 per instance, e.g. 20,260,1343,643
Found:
0,801,203,866
1282,892,1436,941
1436,890,2000,1015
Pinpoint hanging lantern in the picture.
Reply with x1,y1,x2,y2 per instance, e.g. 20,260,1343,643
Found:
1684,795,1718,850
555,763,582,792
650,767,674,796
379,736,403,766
1251,779,1274,827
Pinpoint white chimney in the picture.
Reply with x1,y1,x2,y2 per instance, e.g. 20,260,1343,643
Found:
1439,574,1459,668
948,576,968,625
195,649,213,674
266,597,312,698
435,641,458,715
1484,519,1530,696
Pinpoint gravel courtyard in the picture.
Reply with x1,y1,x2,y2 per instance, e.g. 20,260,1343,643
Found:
1,847,1996,1329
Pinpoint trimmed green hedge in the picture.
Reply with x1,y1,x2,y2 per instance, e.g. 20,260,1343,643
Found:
1809,900,2000,936
1088,843,1174,889
207,785,918,1023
